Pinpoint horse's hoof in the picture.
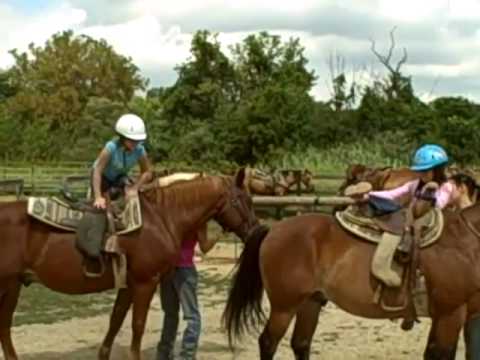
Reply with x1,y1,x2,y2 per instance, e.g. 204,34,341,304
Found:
401,318,414,331
19,271,38,287
98,346,110,360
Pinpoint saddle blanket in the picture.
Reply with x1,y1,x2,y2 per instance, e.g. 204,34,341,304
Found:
335,206,444,248
27,196,142,235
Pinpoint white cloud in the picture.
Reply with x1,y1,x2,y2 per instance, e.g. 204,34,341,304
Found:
82,16,191,68
1,0,480,101
406,59,480,78
131,0,318,18
0,3,86,68
379,0,449,22
449,0,480,19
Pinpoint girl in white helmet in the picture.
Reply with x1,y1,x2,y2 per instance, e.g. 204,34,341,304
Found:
92,114,153,209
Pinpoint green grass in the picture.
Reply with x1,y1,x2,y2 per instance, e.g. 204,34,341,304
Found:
13,268,232,327
15,286,116,326
12,224,234,327
267,132,414,174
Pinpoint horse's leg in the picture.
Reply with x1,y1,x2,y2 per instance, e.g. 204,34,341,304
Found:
0,281,21,360
463,314,480,360
130,280,157,360
98,288,133,360
259,309,295,360
424,306,465,360
290,294,326,360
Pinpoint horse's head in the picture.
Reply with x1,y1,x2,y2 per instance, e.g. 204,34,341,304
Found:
338,164,369,195
301,169,314,192
214,168,260,243
338,164,393,195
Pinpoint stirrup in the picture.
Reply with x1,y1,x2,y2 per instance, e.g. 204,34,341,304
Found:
82,257,106,278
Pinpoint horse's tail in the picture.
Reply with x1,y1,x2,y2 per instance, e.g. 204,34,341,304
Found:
223,224,270,348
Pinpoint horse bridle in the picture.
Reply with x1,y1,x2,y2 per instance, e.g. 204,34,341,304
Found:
214,185,257,241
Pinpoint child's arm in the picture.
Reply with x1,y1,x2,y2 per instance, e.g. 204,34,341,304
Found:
198,223,216,254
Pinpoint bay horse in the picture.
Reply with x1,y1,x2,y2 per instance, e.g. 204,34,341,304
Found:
0,169,261,360
338,164,420,194
223,201,480,359
244,168,291,196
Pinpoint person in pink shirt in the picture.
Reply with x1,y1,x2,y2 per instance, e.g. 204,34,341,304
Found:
362,144,460,210
156,223,215,360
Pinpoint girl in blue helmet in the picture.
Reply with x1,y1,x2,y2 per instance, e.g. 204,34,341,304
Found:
362,144,458,209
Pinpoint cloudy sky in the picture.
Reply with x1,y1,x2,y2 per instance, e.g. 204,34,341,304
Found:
1,0,480,101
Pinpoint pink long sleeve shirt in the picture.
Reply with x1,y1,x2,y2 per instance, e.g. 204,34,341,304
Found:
369,179,454,209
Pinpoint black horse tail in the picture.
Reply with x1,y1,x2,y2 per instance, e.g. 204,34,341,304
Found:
222,224,270,348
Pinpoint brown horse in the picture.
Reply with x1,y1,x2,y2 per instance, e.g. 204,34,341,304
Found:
244,168,291,196
0,170,261,360
223,202,480,359
280,169,315,194
339,164,420,194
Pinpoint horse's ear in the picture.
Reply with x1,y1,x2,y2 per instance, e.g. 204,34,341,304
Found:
235,168,246,188
346,164,355,180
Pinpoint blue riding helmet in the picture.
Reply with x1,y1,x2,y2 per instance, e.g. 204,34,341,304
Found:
410,144,448,171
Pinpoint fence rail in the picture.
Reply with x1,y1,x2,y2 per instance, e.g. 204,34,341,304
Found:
0,165,344,194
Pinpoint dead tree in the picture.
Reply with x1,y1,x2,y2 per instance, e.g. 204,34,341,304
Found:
370,27,412,102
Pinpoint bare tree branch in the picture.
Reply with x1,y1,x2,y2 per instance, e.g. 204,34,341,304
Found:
370,26,408,75
396,47,408,73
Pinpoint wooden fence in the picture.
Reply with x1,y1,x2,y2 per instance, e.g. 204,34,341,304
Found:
0,164,344,195
0,164,348,218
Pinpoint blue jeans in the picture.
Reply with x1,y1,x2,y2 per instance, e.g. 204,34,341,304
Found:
156,267,201,360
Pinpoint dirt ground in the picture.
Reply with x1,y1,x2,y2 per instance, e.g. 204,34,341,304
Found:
12,242,465,360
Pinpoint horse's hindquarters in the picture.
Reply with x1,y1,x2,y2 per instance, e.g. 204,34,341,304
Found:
261,214,407,319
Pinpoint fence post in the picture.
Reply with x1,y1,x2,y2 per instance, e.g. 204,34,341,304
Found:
31,165,35,195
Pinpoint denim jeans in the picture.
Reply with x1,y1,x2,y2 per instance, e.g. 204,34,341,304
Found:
156,267,201,360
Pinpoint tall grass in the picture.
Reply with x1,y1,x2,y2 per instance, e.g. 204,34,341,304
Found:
269,132,412,174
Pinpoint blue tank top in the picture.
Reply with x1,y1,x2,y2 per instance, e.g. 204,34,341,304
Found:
94,139,146,182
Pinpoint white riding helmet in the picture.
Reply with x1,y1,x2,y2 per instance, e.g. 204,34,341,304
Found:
115,114,147,141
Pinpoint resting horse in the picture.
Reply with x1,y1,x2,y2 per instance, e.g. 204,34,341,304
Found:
244,167,291,196
339,164,420,194
223,201,480,359
0,169,260,360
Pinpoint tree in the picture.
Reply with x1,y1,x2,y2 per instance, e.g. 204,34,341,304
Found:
0,69,16,102
161,30,236,126
370,27,414,104
159,31,316,165
430,96,480,120
1,30,147,161
7,30,146,126
222,32,316,164
326,53,356,111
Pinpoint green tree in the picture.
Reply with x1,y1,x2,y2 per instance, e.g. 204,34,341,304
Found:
0,69,16,102
430,96,480,120
220,32,316,164
161,30,236,127
3,30,146,160
7,30,146,125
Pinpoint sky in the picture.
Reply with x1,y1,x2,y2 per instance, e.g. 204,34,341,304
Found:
1,0,480,102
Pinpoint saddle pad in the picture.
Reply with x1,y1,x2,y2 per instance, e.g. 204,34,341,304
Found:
157,172,202,187
250,169,286,187
335,206,444,248
27,196,142,235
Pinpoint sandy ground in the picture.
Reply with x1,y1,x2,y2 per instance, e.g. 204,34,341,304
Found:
11,242,466,360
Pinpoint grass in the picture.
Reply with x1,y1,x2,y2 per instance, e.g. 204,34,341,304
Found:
13,265,233,328
14,286,116,326
12,224,235,327
267,132,413,174
13,268,232,327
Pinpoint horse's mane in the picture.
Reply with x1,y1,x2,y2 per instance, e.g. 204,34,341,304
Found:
140,173,232,209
